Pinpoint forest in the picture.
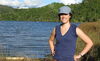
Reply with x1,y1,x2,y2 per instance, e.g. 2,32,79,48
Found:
0,0,99,22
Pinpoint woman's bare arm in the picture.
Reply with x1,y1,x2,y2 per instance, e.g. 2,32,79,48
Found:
48,28,56,55
74,27,93,61
76,27,93,56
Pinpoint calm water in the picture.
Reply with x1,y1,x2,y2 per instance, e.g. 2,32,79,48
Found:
0,21,79,58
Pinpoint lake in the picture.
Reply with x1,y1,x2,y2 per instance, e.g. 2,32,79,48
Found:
0,21,79,58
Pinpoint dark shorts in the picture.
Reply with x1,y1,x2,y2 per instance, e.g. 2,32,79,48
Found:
54,58,74,61
53,56,74,61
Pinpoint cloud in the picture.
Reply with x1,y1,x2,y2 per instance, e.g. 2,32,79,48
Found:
0,0,83,9
60,0,82,5
0,0,20,7
22,0,43,8
0,0,43,9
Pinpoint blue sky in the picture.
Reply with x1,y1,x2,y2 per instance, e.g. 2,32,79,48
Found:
0,0,83,9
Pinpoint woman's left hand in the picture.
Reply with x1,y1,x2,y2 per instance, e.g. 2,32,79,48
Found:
74,55,81,61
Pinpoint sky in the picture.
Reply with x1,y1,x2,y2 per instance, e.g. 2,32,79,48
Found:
0,0,83,9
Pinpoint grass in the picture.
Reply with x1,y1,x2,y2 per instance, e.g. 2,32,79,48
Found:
0,21,100,61
76,20,100,61
0,57,53,61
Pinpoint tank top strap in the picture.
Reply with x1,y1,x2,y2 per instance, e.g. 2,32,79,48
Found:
55,24,61,37
70,23,78,37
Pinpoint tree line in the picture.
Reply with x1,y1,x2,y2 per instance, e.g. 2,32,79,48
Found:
0,0,99,22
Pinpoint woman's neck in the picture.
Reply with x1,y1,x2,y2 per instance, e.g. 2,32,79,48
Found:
61,22,71,27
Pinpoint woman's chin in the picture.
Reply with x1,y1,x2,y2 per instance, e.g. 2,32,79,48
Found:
62,22,67,24
61,19,69,24
61,21,68,23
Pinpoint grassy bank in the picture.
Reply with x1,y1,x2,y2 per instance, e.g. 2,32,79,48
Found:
0,57,53,61
0,21,100,61
0,57,52,61
76,20,100,61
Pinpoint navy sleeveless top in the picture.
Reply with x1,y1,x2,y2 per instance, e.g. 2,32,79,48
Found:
54,23,78,59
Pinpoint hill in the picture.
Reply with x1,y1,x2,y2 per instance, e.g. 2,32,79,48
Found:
0,5,14,13
0,0,99,22
0,5,15,20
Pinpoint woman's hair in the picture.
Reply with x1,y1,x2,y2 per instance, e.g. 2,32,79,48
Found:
58,13,73,20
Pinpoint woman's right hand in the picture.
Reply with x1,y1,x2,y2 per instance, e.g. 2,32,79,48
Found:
74,55,81,61
51,51,55,56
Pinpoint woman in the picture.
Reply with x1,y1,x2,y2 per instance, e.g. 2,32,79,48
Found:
48,6,93,61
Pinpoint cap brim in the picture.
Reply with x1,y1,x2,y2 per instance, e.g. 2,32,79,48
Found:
58,13,68,16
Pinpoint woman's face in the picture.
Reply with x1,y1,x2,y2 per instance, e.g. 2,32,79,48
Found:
60,14,71,24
